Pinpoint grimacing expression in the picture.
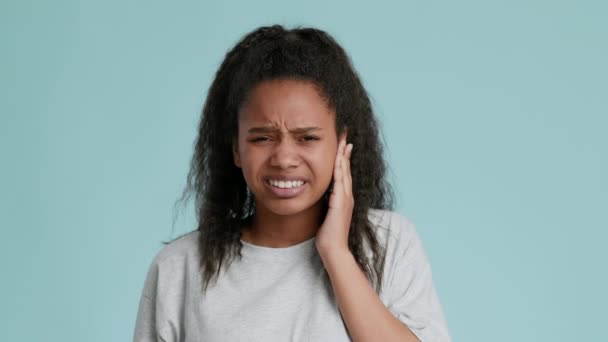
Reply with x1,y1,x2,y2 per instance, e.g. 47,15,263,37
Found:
233,79,341,216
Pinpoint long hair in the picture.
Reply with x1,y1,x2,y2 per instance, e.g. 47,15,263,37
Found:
168,24,395,296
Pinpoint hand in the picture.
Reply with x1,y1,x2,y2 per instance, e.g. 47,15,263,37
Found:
315,131,354,255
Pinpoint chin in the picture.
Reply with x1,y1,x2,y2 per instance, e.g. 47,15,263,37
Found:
257,196,322,217
263,201,313,216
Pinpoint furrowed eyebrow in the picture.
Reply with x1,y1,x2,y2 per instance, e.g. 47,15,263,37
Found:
290,127,322,134
247,126,322,134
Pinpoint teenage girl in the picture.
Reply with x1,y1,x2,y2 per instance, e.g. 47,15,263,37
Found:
133,24,451,342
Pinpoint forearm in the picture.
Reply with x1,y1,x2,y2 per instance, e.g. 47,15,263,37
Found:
319,248,420,342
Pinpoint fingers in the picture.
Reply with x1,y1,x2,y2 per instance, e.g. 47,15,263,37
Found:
333,133,353,203
344,143,353,197
333,136,346,183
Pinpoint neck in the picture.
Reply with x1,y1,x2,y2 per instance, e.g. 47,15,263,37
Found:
242,200,327,248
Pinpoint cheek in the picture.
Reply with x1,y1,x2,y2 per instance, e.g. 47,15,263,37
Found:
240,152,263,172
311,148,337,179
237,147,258,172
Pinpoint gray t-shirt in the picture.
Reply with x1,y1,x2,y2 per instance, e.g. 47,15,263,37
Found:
133,209,451,341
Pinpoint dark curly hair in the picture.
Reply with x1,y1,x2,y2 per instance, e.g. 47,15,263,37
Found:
167,24,395,296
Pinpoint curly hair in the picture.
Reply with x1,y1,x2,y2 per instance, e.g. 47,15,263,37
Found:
167,24,395,296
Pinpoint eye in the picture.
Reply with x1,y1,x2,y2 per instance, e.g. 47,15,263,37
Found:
300,135,319,142
250,136,271,142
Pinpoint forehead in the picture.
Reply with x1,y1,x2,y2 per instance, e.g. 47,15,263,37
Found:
238,79,334,128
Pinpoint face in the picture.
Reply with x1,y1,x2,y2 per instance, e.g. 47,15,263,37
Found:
233,79,341,216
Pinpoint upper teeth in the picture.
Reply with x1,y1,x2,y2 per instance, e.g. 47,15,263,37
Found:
268,179,305,188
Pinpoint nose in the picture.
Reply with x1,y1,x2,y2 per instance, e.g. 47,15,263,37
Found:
269,139,300,169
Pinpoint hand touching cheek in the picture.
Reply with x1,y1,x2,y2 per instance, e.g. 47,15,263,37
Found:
315,132,354,254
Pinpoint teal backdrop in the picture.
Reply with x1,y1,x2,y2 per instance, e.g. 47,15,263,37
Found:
1,0,606,341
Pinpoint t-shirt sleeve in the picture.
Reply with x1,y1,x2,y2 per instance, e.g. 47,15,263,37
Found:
385,214,452,342
133,259,170,342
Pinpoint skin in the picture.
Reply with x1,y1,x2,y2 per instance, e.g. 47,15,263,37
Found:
232,78,351,249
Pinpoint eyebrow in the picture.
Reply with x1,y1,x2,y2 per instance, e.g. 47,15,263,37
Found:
247,126,322,134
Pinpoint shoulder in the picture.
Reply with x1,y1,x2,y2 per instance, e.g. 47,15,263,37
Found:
143,230,201,283
368,210,451,341
153,230,201,266
366,208,418,247
139,230,201,298
366,208,432,272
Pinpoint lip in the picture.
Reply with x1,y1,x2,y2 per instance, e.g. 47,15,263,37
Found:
264,179,307,198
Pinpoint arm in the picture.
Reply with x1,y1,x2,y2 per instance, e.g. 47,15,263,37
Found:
315,135,448,341
133,260,170,342
133,294,168,342
319,247,421,342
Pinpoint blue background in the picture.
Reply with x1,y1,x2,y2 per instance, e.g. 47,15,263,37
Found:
1,0,606,341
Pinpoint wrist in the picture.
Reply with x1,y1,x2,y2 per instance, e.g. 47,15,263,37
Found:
317,244,352,263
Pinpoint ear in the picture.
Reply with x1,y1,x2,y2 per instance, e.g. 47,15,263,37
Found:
232,138,241,168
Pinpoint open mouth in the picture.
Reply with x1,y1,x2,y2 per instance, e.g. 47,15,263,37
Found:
264,179,307,198
266,179,306,189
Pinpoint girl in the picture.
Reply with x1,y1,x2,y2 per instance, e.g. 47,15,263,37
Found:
133,25,451,342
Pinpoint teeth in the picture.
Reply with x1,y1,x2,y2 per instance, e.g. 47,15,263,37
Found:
268,179,305,189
